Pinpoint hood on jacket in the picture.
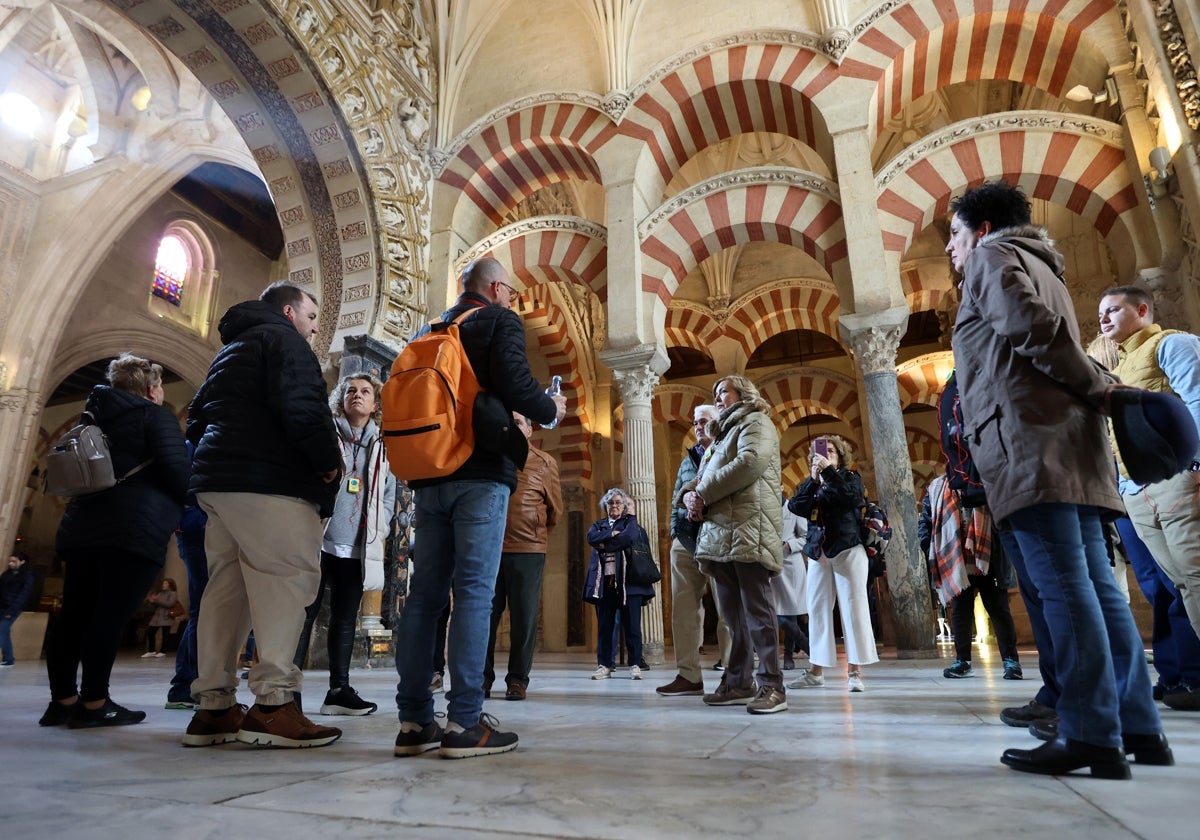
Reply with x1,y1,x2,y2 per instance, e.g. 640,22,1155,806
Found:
85,384,154,424
978,224,1065,280
218,300,297,345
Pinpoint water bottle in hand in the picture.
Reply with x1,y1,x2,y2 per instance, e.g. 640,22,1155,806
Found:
542,375,563,429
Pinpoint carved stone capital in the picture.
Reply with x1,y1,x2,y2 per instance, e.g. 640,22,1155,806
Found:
848,325,903,375
610,365,662,406
600,344,670,405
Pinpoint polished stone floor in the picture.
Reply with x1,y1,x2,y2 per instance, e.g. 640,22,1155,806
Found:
1,645,1195,839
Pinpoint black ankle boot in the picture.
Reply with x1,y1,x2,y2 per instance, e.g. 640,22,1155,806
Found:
1001,735,1130,779
1122,732,1174,766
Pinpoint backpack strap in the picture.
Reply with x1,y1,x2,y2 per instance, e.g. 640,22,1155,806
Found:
80,410,154,484
432,305,484,331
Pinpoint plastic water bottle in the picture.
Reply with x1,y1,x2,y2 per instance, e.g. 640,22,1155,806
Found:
542,375,563,429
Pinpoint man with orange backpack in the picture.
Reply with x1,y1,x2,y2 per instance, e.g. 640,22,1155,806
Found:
392,257,565,759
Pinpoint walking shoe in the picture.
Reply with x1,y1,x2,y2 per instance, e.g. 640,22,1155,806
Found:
786,670,825,689
236,701,341,748
943,660,974,679
0,660,14,668
591,665,612,680
702,678,755,706
182,705,247,746
141,652,156,659
438,713,518,759
1163,684,1200,711
67,699,146,729
504,681,526,701
154,652,166,658
320,686,378,716
394,718,446,756
1028,720,1174,766
656,675,704,696
746,685,788,714
429,673,444,693
1003,659,1024,680
38,700,75,727
713,660,725,671
164,698,197,711
848,672,866,693
630,665,642,680
999,699,1057,728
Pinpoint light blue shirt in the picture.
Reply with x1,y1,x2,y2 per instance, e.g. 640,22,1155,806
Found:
1118,332,1200,495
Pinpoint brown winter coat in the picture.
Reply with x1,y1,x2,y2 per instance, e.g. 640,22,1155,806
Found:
951,224,1123,525
502,444,563,553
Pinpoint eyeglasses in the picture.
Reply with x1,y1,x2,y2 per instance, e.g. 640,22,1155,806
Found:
496,280,518,297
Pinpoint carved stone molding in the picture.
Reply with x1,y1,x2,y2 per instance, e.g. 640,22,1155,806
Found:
454,216,608,274
639,167,839,236
1154,0,1200,130
610,365,661,406
0,388,34,413
875,112,1125,190
846,324,904,375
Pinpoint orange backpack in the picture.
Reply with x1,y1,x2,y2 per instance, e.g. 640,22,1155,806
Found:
382,307,483,481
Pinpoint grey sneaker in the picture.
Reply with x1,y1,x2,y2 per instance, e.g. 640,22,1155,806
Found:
746,685,787,715
787,670,825,689
438,713,518,759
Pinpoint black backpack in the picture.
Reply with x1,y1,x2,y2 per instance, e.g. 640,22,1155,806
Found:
937,371,987,508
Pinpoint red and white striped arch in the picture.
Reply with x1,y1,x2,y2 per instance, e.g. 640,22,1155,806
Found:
759,369,863,432
908,429,945,493
900,260,954,315
876,120,1138,256
664,303,724,355
462,218,609,302
897,351,955,409
652,384,713,426
845,0,1121,140
438,102,616,230
622,42,837,198
726,283,845,360
640,177,848,306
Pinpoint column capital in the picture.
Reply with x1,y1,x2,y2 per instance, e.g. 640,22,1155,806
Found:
839,306,908,375
599,343,669,404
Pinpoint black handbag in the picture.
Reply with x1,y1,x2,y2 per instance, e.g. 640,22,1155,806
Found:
625,536,662,587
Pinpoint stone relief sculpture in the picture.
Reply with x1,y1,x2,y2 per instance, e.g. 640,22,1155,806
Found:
396,96,430,149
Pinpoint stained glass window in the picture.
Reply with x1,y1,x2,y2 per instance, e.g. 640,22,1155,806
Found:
152,235,188,306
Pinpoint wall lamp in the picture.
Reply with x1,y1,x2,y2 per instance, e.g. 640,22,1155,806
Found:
1144,146,1176,208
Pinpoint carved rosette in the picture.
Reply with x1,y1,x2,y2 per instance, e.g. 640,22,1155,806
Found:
847,325,903,376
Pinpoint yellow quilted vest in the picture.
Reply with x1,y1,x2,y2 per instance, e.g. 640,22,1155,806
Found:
1110,325,1184,480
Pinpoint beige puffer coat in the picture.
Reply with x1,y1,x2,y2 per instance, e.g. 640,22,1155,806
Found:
677,399,783,573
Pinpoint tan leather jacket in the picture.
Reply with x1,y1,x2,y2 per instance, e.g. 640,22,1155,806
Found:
502,445,563,553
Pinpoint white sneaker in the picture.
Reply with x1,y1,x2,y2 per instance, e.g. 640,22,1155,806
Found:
786,670,825,689
848,673,865,693
141,652,156,659
591,665,612,680
154,652,166,658
630,665,642,680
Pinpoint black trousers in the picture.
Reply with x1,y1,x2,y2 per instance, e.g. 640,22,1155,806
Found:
47,548,159,702
485,552,546,688
294,552,364,689
951,574,1019,663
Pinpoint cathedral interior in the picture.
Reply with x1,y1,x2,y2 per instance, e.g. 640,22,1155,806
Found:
1,2,1198,833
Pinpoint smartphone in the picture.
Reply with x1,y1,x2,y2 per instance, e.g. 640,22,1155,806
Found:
812,439,829,459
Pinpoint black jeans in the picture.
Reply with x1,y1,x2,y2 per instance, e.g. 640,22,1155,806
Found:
294,552,364,689
951,574,1019,663
485,552,546,688
47,548,159,702
595,590,644,668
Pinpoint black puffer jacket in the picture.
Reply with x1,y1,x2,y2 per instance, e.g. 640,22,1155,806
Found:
56,385,189,563
409,292,557,493
187,300,341,516
788,466,864,558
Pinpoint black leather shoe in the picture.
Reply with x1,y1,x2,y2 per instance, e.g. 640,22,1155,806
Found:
1001,735,1130,779
1029,719,1057,741
1032,721,1174,765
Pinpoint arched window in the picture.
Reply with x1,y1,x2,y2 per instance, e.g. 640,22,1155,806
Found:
147,220,218,337
152,234,188,306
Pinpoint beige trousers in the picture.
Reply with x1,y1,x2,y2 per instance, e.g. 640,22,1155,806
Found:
668,538,731,682
1124,471,1200,640
192,492,324,709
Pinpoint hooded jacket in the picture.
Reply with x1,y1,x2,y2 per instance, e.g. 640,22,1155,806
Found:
679,399,783,573
951,225,1122,524
186,300,342,516
57,385,189,563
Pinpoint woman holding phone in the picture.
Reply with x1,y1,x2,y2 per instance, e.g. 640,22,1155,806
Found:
786,435,878,693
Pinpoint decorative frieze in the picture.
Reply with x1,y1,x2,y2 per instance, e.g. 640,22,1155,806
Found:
242,21,277,46
286,237,313,258
341,221,367,241
146,18,185,40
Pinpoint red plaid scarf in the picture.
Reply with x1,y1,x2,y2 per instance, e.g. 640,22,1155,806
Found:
928,476,993,604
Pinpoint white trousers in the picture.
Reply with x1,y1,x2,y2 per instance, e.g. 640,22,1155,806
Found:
807,544,879,669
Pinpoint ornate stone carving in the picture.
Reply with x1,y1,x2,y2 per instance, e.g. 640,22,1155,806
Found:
821,29,851,62
1154,0,1200,130
455,216,607,274
847,325,904,375
600,91,631,121
610,366,661,405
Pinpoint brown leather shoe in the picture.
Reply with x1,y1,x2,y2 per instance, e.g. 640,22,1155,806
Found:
182,704,246,747
655,675,704,696
504,681,526,701
236,701,341,748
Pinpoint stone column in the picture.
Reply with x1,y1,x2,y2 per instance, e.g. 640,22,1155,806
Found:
561,482,590,649
839,312,937,658
600,343,670,665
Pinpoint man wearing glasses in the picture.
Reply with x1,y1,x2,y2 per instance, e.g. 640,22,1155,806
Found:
393,257,566,759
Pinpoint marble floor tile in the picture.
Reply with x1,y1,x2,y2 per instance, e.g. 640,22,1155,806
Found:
0,648,1195,839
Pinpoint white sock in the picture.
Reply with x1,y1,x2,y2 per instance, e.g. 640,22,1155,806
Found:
446,721,465,734
400,721,423,733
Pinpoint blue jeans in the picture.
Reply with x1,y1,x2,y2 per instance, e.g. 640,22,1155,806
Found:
1117,516,1200,690
0,613,18,662
1002,504,1160,747
169,527,208,702
395,481,509,729
1002,537,1061,709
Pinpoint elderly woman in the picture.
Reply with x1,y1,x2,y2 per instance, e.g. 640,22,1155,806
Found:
43,353,189,728
787,434,878,694
946,180,1167,778
680,375,785,714
584,488,654,680
294,374,395,716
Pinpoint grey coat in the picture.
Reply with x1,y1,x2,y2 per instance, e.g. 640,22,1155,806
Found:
679,400,783,573
951,224,1122,524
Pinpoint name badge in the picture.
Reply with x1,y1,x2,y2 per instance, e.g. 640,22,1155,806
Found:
346,477,361,494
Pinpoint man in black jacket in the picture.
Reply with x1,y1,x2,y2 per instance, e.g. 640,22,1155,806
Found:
182,282,344,749
393,257,564,759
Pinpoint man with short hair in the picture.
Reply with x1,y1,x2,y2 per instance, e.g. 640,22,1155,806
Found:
656,404,732,696
393,257,565,759
1100,284,1200,711
484,411,563,701
182,281,344,748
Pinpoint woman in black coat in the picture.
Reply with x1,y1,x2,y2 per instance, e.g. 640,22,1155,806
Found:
583,488,654,680
41,353,189,729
